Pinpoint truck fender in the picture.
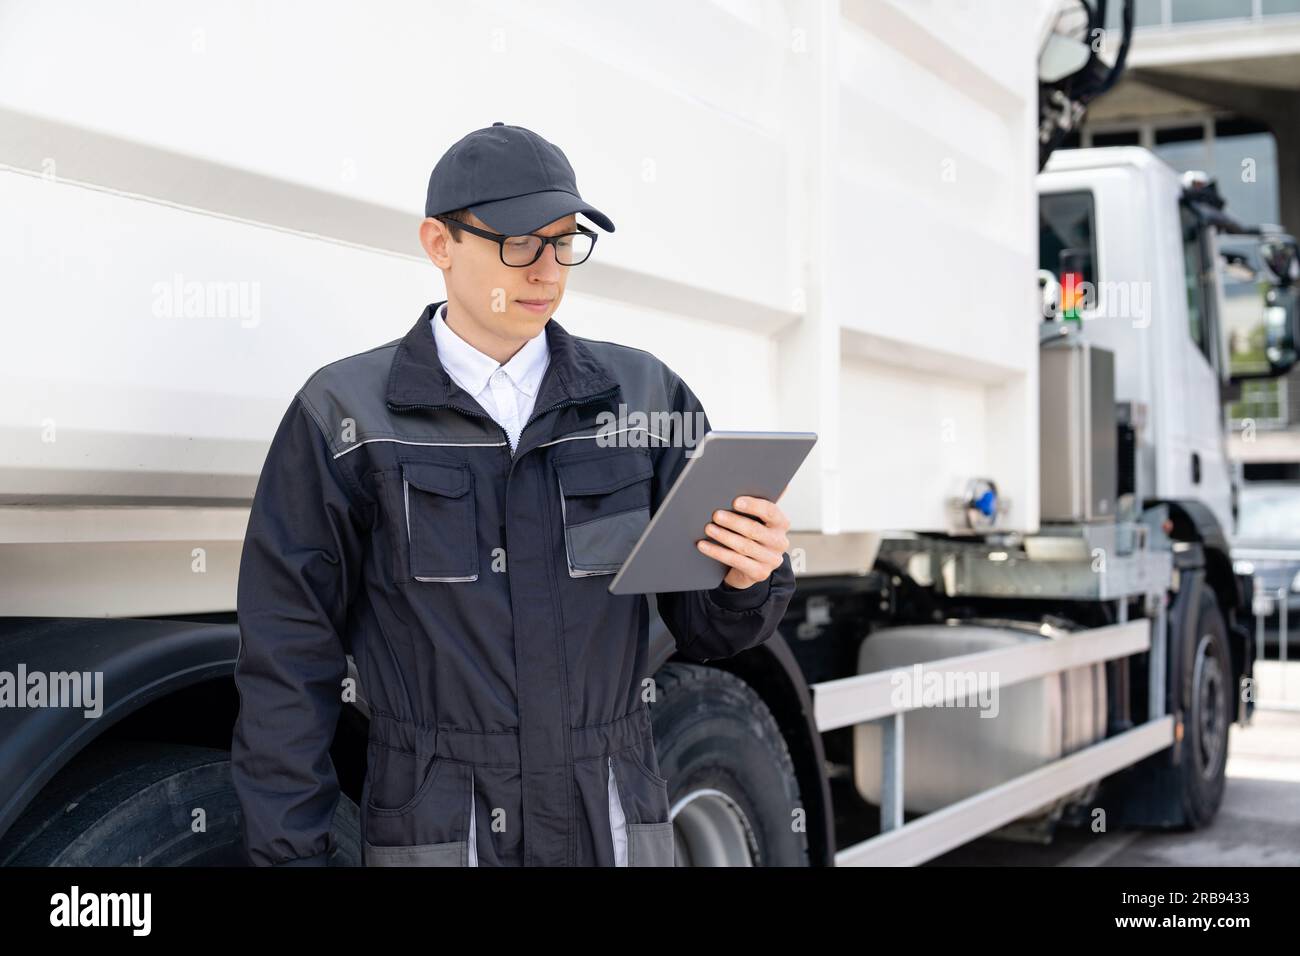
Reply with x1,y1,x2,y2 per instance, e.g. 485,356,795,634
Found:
1152,497,1253,712
0,617,243,840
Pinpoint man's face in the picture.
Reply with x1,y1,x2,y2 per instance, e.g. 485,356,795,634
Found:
421,210,576,345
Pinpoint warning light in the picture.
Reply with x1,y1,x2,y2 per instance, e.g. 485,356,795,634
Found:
1061,271,1085,321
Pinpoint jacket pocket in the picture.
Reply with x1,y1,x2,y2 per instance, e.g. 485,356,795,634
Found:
554,449,653,577
401,460,478,582
608,742,674,867
364,739,442,815
362,745,475,866
628,822,675,867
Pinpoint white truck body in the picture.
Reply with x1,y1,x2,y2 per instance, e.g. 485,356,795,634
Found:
0,0,1058,615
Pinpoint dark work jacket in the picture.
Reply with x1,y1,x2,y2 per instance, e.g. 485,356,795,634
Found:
230,300,796,867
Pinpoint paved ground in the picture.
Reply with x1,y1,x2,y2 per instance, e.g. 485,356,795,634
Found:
929,663,1300,866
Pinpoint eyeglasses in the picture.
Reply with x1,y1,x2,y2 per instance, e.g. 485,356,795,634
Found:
434,215,598,267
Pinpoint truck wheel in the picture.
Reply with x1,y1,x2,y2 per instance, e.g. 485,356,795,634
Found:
649,662,809,866
0,740,361,866
1179,587,1231,828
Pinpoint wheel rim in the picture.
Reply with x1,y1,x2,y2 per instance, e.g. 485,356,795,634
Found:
1192,631,1228,780
668,787,759,866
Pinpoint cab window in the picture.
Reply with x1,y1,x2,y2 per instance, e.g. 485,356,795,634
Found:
1039,191,1097,321
1181,203,1212,362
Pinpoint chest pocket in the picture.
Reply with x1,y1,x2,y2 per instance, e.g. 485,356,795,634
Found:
401,461,478,582
554,449,654,577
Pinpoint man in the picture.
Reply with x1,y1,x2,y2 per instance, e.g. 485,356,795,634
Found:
231,122,796,867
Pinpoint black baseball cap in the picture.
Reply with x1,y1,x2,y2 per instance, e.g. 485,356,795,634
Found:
425,122,615,235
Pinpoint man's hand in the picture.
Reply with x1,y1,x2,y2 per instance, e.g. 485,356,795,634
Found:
696,494,791,590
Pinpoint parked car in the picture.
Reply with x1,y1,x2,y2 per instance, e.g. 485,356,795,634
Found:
1232,480,1300,656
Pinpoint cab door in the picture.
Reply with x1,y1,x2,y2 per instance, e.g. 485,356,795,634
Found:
1173,202,1234,534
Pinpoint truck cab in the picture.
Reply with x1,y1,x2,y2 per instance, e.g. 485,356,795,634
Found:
1039,146,1246,537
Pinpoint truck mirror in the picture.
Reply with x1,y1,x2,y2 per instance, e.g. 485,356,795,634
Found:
1260,237,1300,287
1263,286,1299,375
1038,32,1090,84
1226,235,1300,381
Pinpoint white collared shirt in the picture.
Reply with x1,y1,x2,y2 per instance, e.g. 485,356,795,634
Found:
431,302,550,454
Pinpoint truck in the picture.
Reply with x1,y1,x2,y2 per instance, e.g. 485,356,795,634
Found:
0,0,1292,866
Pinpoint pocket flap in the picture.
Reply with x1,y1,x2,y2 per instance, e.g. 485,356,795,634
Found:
402,461,470,498
555,451,653,496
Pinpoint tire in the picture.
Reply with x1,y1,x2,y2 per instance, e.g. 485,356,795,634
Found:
0,740,362,866
648,662,809,866
1179,586,1232,828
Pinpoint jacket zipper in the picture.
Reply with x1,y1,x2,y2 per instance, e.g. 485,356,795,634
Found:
514,382,618,864
509,379,621,473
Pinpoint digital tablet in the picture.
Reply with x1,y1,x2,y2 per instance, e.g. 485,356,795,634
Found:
608,430,817,595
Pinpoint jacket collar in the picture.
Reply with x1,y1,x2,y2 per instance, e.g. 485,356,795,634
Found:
386,301,620,416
